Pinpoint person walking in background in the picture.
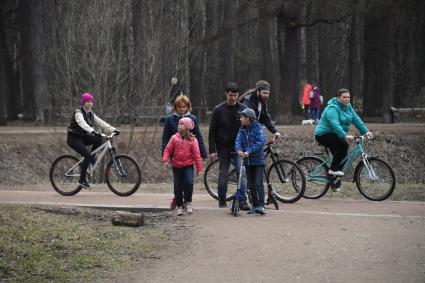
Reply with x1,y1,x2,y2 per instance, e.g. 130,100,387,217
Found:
67,92,120,188
235,108,266,215
301,80,312,120
209,82,249,209
163,117,203,216
310,85,322,123
162,94,207,209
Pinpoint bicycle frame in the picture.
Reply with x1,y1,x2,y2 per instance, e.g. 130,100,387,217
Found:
264,141,288,183
64,136,127,178
306,136,377,184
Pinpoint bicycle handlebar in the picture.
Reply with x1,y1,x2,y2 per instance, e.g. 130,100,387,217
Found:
102,132,118,139
353,134,373,143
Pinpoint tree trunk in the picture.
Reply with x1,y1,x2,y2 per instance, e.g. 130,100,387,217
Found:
363,3,397,121
277,1,304,124
0,14,13,124
19,0,48,122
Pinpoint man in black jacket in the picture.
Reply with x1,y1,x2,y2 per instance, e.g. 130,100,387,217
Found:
242,80,281,140
209,82,249,209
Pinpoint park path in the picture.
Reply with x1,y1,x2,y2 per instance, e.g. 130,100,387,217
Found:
1,190,425,282
132,208,425,283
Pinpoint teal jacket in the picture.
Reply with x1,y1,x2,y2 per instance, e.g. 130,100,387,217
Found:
314,97,368,138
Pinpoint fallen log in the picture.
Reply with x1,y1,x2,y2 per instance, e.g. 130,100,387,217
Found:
111,211,144,227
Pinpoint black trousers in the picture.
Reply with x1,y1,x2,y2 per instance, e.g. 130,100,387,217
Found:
67,133,102,181
315,134,348,171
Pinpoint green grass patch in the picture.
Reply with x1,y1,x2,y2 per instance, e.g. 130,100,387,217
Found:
0,205,176,282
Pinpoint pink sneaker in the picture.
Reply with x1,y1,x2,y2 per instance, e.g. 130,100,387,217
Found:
170,197,176,209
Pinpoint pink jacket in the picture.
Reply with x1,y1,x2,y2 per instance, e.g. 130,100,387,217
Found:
163,133,203,172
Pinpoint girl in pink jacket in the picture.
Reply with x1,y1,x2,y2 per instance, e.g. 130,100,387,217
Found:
163,117,203,216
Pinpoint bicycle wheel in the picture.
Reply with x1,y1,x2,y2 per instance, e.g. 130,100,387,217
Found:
266,159,306,203
105,154,142,196
203,160,237,201
296,156,330,199
50,155,83,196
355,157,396,201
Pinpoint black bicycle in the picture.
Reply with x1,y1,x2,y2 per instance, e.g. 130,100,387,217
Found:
50,133,142,196
204,139,306,205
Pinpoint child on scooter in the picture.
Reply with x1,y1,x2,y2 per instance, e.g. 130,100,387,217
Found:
235,108,266,215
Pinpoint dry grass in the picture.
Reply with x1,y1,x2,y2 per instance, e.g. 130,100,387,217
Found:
0,123,424,185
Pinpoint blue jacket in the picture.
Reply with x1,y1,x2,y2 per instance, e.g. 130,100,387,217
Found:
314,97,368,138
235,121,266,166
161,113,207,159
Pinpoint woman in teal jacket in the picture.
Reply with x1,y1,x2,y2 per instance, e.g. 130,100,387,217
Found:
314,89,373,178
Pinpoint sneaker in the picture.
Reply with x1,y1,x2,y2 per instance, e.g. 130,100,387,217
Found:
177,207,184,216
170,197,177,210
331,179,342,192
218,199,227,208
239,201,251,211
78,180,90,188
255,206,266,215
328,170,344,177
247,207,257,214
185,202,193,214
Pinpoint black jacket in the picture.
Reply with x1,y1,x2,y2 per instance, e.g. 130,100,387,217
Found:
208,101,246,154
242,94,277,134
67,107,94,136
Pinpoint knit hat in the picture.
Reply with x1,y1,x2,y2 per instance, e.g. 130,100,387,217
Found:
238,108,257,120
81,92,94,105
179,117,194,130
255,80,270,92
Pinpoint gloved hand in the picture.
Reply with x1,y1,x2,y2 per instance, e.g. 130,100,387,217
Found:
113,129,120,136
92,131,102,138
365,131,374,140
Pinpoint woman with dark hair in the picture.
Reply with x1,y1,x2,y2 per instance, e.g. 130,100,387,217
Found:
314,88,373,191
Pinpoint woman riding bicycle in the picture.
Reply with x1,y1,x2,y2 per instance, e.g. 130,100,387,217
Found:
314,89,373,189
67,92,120,188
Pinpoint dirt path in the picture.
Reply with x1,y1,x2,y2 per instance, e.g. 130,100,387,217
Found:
2,190,424,282
124,208,425,283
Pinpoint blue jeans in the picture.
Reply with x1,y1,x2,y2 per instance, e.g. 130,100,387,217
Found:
172,166,194,207
246,165,265,207
217,147,247,201
311,108,320,121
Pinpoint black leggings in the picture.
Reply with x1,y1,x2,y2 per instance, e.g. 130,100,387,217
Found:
315,134,348,171
67,134,102,181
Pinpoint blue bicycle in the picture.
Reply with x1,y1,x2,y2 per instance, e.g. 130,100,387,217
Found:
296,135,396,201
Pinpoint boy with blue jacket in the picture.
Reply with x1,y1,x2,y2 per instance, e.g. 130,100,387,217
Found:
235,108,267,215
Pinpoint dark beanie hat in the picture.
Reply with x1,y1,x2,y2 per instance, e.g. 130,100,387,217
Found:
225,82,239,93
256,80,270,92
